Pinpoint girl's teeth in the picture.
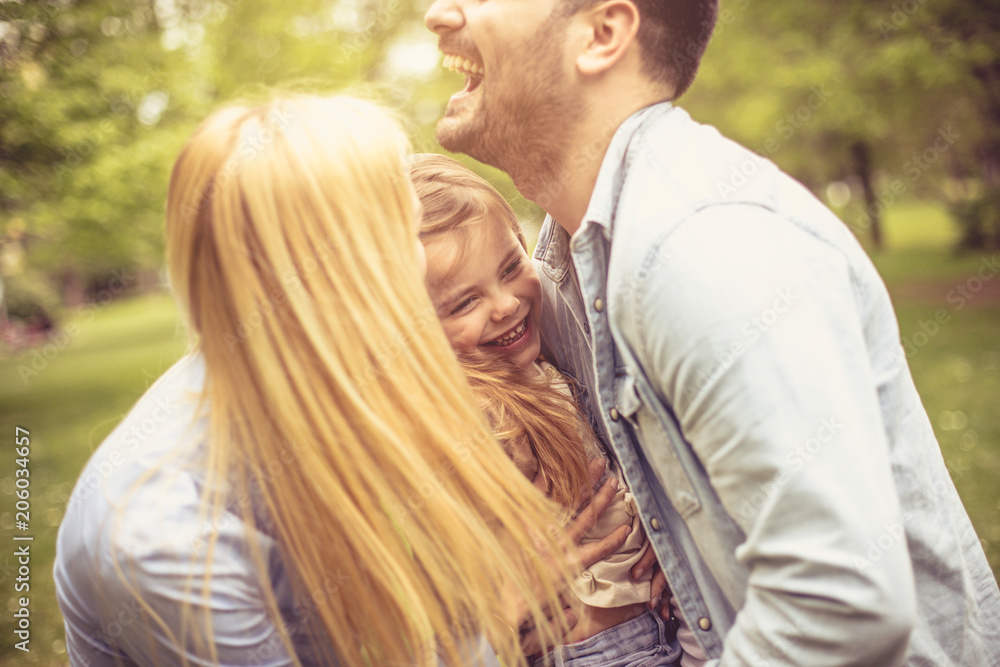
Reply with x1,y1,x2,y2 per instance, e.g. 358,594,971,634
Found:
492,319,527,345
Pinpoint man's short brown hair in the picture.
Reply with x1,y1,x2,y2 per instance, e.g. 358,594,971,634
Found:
564,0,719,99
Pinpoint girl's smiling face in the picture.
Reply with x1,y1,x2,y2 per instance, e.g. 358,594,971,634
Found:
424,218,541,371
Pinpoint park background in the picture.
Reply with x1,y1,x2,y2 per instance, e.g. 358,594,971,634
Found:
1,0,998,663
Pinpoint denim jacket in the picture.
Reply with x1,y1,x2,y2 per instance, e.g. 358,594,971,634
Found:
533,102,1000,666
55,354,500,667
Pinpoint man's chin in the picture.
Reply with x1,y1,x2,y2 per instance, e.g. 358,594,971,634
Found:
435,116,476,155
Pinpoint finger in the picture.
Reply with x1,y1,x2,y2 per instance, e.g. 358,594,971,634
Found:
567,477,618,542
648,567,668,611
631,542,658,581
658,596,673,623
519,606,579,657
576,523,631,570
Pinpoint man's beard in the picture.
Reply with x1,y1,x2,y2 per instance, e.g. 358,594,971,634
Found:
435,19,584,206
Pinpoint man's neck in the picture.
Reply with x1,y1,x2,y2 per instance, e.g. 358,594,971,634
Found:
517,97,667,237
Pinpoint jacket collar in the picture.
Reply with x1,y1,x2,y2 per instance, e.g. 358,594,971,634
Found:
537,101,674,275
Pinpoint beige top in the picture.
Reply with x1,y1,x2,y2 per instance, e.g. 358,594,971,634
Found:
537,362,653,609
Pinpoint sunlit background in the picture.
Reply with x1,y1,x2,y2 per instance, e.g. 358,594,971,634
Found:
1,0,998,663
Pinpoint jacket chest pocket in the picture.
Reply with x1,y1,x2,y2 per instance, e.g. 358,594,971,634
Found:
616,374,702,520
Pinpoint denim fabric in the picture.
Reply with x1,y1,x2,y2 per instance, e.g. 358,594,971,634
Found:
531,612,682,667
54,354,500,667
534,102,1000,666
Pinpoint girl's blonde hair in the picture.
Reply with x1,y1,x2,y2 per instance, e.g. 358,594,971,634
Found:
160,95,573,666
409,153,597,511
409,153,526,248
460,355,597,512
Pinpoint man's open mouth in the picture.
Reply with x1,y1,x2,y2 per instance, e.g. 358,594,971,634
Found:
443,53,484,95
486,316,528,347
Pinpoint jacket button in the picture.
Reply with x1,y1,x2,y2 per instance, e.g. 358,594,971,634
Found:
594,298,604,312
609,408,620,422
650,517,660,531
698,617,712,631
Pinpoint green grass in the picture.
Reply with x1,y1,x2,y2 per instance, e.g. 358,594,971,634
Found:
856,200,1000,575
0,200,997,665
1,294,188,665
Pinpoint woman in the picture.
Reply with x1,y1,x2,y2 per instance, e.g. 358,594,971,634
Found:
54,95,622,667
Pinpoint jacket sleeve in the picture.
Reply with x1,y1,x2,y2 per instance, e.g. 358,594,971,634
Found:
628,205,917,666
90,519,312,667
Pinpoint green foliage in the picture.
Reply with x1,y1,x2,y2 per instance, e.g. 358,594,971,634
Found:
2,0,997,305
683,0,997,248
0,0,447,304
953,189,1000,250
2,270,61,320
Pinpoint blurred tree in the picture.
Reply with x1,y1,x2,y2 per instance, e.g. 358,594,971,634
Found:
2,0,996,325
1,0,189,309
0,0,453,320
683,0,996,250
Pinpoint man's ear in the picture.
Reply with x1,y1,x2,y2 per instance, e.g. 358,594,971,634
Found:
575,0,641,77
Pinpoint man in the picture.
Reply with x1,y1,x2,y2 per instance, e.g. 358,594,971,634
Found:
424,0,1000,664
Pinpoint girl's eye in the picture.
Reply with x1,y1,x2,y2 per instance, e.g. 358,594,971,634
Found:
450,297,475,316
502,257,523,278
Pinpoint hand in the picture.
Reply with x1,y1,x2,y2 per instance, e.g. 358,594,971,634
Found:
631,543,675,637
506,459,632,656
631,543,671,612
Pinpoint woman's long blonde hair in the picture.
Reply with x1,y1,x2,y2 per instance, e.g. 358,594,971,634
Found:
162,95,573,666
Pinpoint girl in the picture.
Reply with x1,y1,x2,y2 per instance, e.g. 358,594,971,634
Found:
54,96,607,667
411,154,700,666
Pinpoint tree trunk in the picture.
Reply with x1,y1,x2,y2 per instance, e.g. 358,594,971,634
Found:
852,140,884,252
61,268,85,308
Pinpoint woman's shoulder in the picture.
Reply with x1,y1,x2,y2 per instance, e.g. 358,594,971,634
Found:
57,354,220,578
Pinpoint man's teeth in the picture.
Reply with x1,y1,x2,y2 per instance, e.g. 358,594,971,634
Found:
443,54,484,77
491,319,527,346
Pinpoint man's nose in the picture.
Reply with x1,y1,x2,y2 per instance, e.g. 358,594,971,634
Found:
425,0,464,35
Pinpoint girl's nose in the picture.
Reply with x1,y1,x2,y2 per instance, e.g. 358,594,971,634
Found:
492,292,520,322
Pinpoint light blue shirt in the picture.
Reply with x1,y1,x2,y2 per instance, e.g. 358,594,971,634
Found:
54,353,499,667
534,102,1000,666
